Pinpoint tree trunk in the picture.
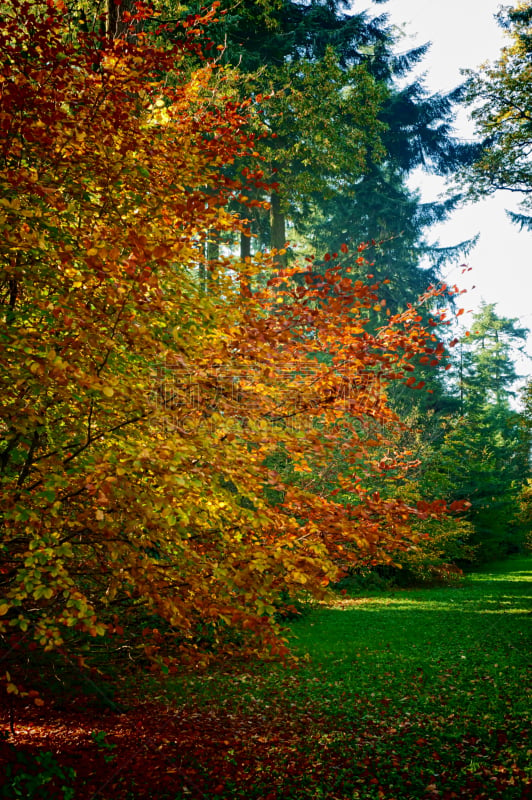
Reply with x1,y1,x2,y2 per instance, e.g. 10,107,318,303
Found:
198,261,207,294
106,0,136,39
205,231,220,294
240,230,251,261
240,230,251,295
206,234,218,261
270,190,287,267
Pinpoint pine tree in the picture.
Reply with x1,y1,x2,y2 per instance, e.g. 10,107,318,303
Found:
427,305,530,560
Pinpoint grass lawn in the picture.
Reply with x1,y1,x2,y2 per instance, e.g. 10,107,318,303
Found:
2,556,531,799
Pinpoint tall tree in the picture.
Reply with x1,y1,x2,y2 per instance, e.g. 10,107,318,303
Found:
168,0,394,261
296,68,477,310
421,305,530,560
457,0,532,229
233,1,476,303
458,303,528,409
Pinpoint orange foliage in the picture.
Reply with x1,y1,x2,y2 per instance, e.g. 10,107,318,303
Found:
0,1,460,683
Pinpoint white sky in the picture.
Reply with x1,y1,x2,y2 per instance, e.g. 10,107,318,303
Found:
358,0,532,384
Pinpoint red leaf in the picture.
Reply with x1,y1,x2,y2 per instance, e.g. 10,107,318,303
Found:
449,500,471,512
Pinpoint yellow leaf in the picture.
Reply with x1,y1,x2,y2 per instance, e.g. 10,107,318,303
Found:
102,386,114,397
292,571,308,584
0,603,9,616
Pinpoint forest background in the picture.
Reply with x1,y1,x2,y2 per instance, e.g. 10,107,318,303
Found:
360,0,532,369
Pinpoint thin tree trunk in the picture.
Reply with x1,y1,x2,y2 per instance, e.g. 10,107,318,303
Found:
207,234,219,263
198,261,207,294
240,230,251,295
459,344,464,413
240,230,251,261
204,230,219,294
270,190,287,267
198,232,218,293
106,0,136,38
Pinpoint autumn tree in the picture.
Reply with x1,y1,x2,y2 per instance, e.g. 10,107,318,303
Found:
0,1,466,695
0,0,274,674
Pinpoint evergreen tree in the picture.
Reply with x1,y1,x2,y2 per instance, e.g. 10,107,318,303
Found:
458,303,528,409
424,305,530,560
296,73,478,310
183,0,478,286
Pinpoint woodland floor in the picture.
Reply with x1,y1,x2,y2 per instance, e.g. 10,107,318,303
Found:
1,556,531,800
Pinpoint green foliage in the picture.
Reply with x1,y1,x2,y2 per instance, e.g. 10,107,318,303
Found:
360,303,531,575
417,407,526,558
458,0,532,225
459,303,528,407
395,516,476,583
515,479,532,552
180,0,476,285
292,56,478,312
453,307,529,558
1,747,76,800
90,730,117,763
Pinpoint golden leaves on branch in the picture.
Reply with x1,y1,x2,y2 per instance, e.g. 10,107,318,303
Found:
0,0,459,679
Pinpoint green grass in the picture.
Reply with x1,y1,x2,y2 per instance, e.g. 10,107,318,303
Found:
141,555,531,799
8,557,526,798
